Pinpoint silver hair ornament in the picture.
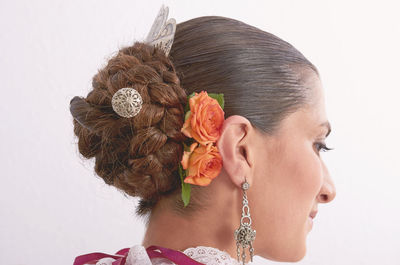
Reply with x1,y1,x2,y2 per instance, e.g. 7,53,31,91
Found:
111,4,177,118
145,4,177,56
111,87,143,118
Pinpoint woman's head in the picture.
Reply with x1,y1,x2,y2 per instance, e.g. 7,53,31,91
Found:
215,67,335,261
69,15,335,262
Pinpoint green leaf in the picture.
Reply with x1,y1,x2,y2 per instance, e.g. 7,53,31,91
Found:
178,163,191,207
184,110,191,122
208,93,225,110
181,182,191,207
179,163,184,181
184,103,190,114
184,92,196,113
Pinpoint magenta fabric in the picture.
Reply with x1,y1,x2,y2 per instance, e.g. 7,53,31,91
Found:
73,245,205,265
73,247,130,265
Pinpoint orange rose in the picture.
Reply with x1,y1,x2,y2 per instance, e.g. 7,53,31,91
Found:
181,142,198,170
181,91,225,146
183,143,223,186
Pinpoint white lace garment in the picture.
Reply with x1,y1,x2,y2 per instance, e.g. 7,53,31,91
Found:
94,245,247,265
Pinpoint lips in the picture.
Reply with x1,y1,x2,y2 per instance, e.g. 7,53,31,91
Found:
309,209,318,219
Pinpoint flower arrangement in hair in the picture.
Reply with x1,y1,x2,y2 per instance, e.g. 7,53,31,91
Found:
179,91,225,206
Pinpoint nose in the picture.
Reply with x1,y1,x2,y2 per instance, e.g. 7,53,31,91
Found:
317,160,336,203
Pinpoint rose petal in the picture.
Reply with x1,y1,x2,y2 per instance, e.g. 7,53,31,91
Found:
184,175,212,186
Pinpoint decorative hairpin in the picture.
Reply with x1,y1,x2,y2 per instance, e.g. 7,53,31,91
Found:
111,4,176,118
145,4,176,56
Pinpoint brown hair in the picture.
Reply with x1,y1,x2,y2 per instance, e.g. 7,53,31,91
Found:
69,16,319,220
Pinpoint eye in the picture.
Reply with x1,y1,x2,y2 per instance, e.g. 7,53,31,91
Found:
315,141,334,153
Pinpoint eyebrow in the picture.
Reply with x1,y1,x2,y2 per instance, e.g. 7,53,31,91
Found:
320,121,331,137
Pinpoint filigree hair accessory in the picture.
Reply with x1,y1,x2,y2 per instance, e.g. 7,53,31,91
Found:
111,87,143,118
111,4,177,118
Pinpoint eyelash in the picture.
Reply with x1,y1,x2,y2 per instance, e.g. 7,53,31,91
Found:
315,142,334,153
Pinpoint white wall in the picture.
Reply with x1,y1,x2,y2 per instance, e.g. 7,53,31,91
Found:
1,0,399,264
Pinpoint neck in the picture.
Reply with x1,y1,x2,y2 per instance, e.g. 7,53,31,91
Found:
141,176,252,263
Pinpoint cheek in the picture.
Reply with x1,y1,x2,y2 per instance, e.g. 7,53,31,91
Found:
277,140,323,222
251,140,323,257
288,142,323,200
261,139,323,209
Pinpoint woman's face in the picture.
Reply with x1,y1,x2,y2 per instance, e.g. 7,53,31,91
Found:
250,72,336,262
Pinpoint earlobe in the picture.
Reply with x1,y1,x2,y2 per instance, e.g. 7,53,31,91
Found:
216,115,254,188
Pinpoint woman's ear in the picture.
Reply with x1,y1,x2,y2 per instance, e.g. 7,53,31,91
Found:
216,115,255,188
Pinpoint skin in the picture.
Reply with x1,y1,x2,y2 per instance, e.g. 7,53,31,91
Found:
142,71,336,262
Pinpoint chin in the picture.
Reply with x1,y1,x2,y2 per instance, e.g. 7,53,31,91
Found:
286,240,307,262
287,249,306,262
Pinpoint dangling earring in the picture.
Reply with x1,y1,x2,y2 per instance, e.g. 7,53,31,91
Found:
234,177,256,264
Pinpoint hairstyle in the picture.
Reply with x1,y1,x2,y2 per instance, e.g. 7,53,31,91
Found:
69,16,319,222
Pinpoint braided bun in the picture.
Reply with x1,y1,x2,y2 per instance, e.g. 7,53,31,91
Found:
69,42,188,215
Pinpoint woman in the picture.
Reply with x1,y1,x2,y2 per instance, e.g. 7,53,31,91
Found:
70,5,336,265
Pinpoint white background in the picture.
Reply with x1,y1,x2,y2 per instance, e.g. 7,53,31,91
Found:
1,0,399,264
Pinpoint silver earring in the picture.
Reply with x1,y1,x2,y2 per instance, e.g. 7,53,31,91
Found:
234,178,256,264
